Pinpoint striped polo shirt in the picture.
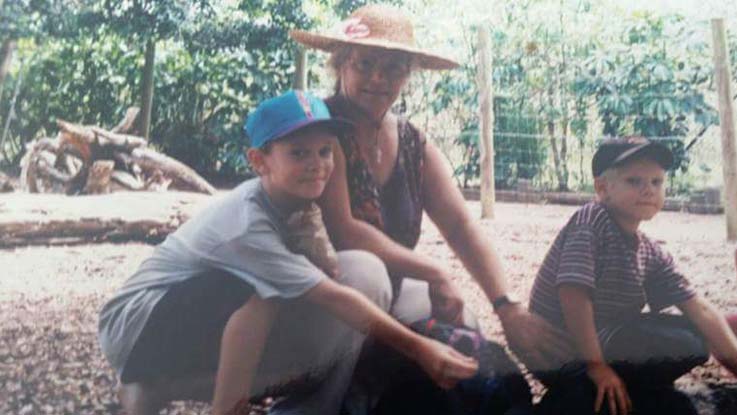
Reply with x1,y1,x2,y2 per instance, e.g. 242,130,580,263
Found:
529,202,695,336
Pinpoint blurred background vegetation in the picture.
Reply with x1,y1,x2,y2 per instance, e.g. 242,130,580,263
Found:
1,0,735,194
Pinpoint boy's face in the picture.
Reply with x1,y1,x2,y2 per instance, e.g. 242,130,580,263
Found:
595,158,666,229
248,127,336,209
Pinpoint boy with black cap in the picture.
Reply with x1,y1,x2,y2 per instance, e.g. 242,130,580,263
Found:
98,90,477,415
527,137,737,415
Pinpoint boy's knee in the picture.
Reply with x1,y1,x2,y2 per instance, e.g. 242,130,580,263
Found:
335,250,392,311
677,329,709,364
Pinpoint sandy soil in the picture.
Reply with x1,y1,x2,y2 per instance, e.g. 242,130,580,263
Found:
1,197,736,414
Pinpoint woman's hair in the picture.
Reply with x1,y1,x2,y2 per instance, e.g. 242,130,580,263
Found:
327,45,354,94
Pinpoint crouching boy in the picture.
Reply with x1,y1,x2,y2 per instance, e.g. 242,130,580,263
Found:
98,90,477,415
527,137,737,415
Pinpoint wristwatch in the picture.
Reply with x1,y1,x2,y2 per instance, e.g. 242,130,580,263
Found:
491,294,520,312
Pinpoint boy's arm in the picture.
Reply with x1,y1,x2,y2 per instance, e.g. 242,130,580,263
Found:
678,294,737,375
303,278,478,390
558,284,631,415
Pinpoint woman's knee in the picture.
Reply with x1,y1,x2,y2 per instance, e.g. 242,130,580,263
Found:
335,250,392,311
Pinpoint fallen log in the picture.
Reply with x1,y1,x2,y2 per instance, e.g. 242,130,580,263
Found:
111,107,141,134
111,170,145,191
83,160,115,194
20,137,62,193
56,119,96,146
0,171,16,192
0,218,176,247
0,191,211,248
90,127,147,151
130,148,217,195
22,116,217,196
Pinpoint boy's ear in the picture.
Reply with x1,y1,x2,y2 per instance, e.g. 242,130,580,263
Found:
246,148,269,176
594,176,608,200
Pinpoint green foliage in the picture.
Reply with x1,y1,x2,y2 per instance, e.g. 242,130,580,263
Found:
73,0,213,43
331,0,403,18
0,1,309,176
1,0,49,42
574,14,718,173
432,69,547,188
6,35,139,143
0,0,728,195
453,100,546,189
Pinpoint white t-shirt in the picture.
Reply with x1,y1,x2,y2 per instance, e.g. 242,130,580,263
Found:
98,178,327,376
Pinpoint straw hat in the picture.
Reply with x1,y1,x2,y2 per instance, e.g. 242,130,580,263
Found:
289,4,459,70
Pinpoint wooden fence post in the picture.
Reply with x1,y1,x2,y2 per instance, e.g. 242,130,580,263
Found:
140,38,155,140
711,18,737,241
293,47,308,90
476,25,495,219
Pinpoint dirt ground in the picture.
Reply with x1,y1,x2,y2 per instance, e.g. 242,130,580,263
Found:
1,196,736,414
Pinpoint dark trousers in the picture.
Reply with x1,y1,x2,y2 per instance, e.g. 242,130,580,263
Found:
536,314,709,415
121,271,254,383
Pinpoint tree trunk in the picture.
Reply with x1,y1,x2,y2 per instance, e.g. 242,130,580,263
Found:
559,119,569,191
140,39,156,140
548,120,563,188
0,39,15,97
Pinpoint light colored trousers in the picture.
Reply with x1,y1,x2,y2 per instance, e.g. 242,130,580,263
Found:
263,251,477,415
260,250,391,415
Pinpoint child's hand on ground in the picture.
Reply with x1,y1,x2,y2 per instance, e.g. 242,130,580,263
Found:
586,362,632,415
285,203,339,278
415,336,479,390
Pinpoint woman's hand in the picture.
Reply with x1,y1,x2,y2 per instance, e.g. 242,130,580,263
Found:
497,304,574,371
429,277,465,325
586,362,632,415
415,337,479,390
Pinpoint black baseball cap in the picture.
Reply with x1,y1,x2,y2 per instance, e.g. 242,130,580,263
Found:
592,136,674,177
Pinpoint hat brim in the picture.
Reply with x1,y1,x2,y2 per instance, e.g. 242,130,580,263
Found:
290,30,459,70
612,142,674,171
269,117,354,145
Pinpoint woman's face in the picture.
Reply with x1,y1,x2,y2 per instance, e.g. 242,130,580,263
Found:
338,46,412,119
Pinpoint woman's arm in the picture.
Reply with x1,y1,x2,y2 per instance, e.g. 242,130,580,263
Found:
304,278,478,389
317,141,449,284
559,284,631,415
678,294,737,375
421,142,572,365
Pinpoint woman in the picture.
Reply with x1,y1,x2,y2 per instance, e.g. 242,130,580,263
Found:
290,4,569,370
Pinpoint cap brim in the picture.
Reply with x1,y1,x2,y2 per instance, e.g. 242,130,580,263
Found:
613,142,674,171
271,117,354,144
290,30,459,70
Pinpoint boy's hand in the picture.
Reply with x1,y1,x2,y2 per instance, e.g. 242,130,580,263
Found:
285,203,339,278
415,336,479,390
586,362,631,415
429,278,465,325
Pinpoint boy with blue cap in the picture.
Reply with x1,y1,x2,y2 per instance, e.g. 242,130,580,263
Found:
98,90,477,415
528,137,737,415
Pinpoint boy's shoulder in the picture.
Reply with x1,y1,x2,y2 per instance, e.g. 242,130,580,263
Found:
566,201,612,231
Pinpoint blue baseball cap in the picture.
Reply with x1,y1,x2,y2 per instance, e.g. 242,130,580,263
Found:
245,90,353,148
